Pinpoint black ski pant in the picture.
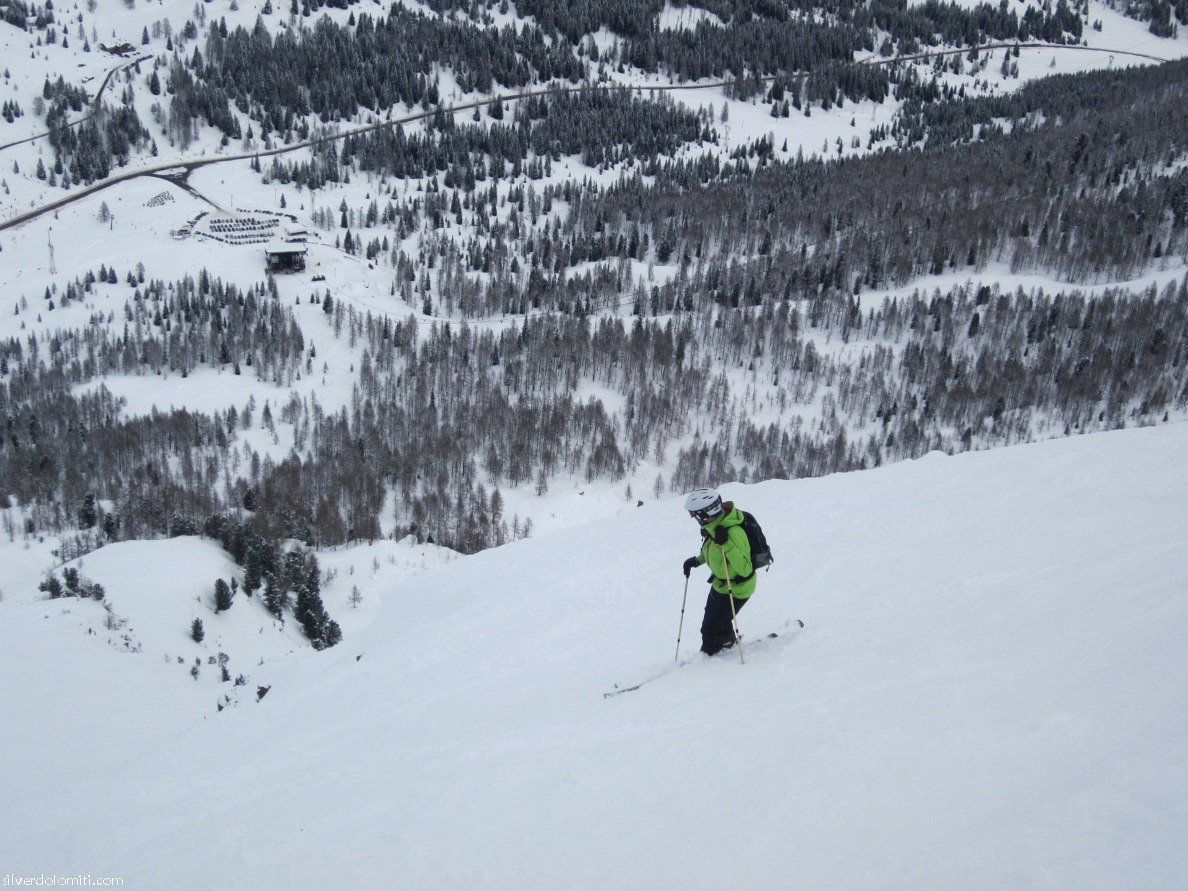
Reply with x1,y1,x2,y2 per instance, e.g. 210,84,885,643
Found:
700,587,749,655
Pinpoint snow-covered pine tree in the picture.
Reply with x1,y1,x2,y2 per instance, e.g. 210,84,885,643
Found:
213,578,233,613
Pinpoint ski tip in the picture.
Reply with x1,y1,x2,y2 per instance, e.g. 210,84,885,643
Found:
603,687,635,699
771,619,804,635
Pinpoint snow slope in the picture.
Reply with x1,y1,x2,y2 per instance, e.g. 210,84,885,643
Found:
2,422,1186,889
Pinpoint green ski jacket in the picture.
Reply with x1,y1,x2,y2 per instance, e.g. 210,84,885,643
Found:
693,503,757,599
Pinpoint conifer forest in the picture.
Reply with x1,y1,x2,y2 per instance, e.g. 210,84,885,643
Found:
1,0,1186,608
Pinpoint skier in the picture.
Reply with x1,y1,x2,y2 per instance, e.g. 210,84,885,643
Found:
681,488,756,655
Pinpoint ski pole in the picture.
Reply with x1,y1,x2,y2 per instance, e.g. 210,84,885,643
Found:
718,543,745,665
675,575,689,662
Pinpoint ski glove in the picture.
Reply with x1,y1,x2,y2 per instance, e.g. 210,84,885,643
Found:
682,557,700,577
711,526,730,545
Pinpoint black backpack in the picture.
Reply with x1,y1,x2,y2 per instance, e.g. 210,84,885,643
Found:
740,510,773,570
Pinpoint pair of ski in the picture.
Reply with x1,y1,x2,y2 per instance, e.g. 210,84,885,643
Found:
603,619,804,699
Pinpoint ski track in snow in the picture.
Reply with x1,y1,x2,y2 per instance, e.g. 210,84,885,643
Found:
1,2,1187,887
2,423,1187,889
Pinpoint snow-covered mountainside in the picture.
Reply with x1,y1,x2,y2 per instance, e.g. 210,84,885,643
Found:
3,422,1186,889
1,2,1187,884
2,0,1187,560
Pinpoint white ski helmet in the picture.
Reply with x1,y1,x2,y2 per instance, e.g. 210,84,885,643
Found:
685,487,723,523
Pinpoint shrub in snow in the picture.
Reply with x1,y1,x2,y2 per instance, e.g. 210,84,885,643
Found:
38,574,65,599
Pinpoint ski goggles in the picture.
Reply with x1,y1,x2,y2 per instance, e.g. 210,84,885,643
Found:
689,506,722,524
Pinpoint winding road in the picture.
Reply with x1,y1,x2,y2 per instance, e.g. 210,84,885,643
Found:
0,40,1172,233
